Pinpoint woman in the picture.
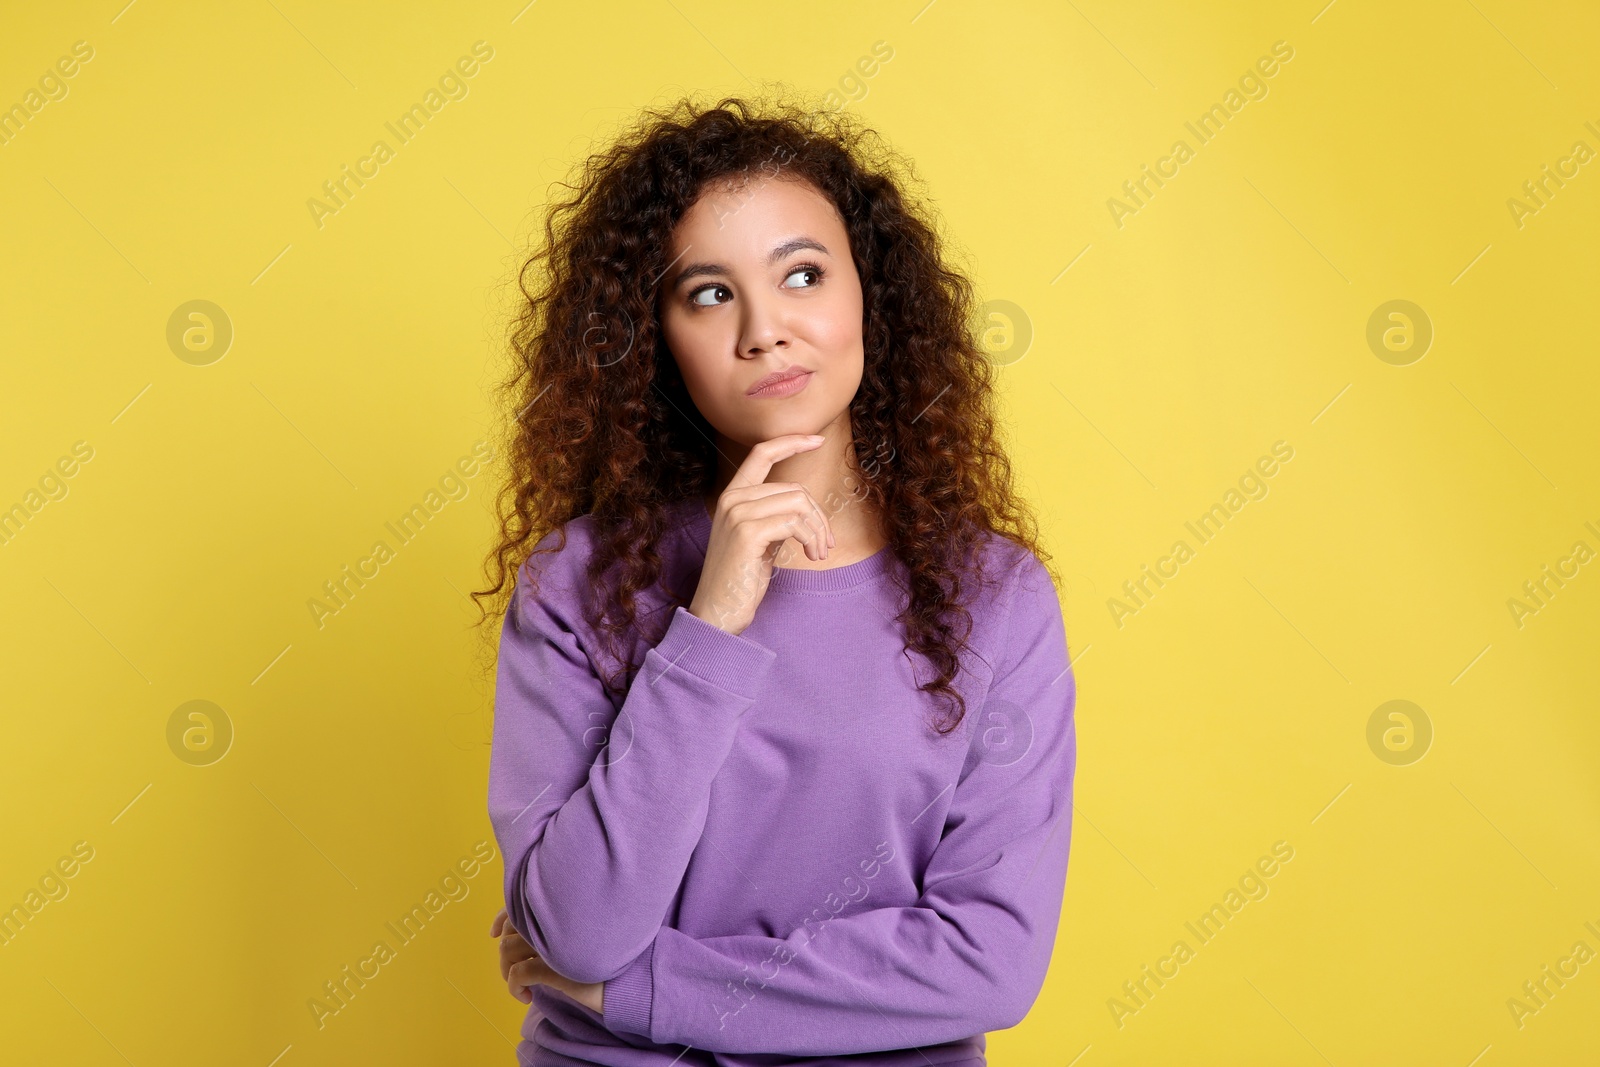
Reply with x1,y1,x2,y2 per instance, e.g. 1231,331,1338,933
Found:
477,93,1077,1065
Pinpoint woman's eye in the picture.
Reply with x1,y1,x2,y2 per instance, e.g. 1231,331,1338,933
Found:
784,265,824,289
689,285,729,307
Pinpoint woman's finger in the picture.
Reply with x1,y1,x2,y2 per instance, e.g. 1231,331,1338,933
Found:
500,931,537,956
499,938,538,978
727,434,825,495
509,958,551,1000
509,957,547,983
726,486,832,563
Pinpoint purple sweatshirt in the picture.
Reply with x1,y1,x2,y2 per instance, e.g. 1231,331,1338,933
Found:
488,495,1077,1064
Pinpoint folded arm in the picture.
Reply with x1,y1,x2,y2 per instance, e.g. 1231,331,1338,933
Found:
488,539,776,984
602,553,1078,1054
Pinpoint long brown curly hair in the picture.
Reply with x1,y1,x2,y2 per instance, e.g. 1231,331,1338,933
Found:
472,90,1054,735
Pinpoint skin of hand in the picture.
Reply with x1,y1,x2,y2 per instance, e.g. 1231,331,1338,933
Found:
690,434,838,635
490,906,604,1014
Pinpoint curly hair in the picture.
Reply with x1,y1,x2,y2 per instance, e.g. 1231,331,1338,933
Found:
472,89,1055,736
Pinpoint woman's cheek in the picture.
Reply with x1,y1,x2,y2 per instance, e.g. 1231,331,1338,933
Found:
807,295,865,364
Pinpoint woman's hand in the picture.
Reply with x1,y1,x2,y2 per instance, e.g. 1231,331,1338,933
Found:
490,907,604,1014
691,434,836,636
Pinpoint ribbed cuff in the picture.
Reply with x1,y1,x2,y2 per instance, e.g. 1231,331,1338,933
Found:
649,606,776,699
602,939,655,1037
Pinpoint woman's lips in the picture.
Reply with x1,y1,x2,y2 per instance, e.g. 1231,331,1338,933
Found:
747,370,813,398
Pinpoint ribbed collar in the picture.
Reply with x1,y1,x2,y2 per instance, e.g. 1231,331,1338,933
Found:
675,496,896,595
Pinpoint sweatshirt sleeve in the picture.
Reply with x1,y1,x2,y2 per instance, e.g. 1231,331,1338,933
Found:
488,535,778,985
601,551,1078,1053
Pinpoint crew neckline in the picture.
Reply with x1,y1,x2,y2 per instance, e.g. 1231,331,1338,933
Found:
677,496,896,594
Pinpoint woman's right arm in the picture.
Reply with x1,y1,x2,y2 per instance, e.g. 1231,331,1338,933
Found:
490,435,835,985
488,557,775,985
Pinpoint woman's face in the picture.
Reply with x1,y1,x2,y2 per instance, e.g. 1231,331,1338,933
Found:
657,174,864,447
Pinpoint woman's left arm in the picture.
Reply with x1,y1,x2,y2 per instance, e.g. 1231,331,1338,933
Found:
602,555,1078,1055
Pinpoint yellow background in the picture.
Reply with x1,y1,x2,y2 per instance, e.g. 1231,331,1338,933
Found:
3,1,1597,1063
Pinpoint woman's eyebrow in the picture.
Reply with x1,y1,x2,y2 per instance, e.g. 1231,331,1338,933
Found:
669,237,831,289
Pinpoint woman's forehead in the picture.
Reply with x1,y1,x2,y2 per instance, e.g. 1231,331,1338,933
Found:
670,175,839,246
